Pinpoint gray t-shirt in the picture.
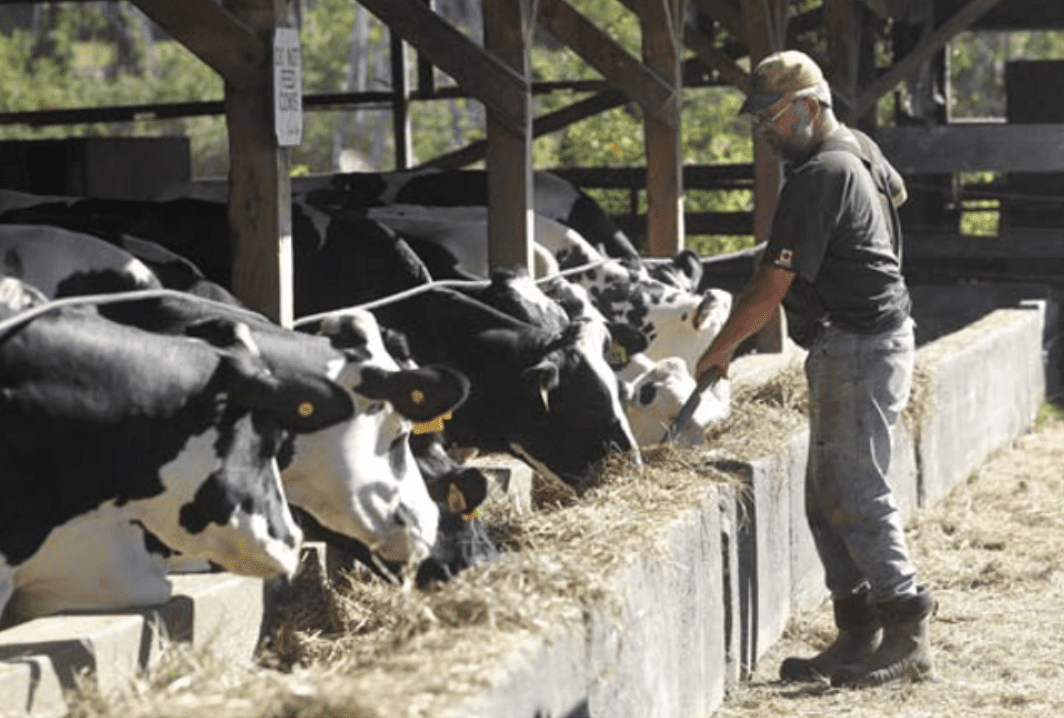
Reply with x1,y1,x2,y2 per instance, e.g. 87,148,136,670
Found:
762,126,910,345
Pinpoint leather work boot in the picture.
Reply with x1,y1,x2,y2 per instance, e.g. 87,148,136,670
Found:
779,590,881,683
831,586,937,688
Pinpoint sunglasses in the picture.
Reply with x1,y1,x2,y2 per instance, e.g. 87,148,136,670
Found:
751,99,792,127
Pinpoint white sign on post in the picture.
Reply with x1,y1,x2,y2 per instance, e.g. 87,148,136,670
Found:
273,28,303,147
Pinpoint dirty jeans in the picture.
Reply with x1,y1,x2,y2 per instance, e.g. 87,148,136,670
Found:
804,318,918,602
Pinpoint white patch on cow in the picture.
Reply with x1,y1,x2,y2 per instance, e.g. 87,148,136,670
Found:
141,427,301,579
3,512,172,622
288,309,439,564
0,224,162,296
623,356,731,447
533,171,583,219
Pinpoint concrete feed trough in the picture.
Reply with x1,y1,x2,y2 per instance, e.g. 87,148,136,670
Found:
0,289,1056,718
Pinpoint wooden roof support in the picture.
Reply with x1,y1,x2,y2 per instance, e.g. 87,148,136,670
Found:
692,0,747,44
223,0,297,326
640,0,687,257
823,0,860,107
537,0,677,128
130,0,264,88
357,0,529,136
843,0,1007,123
742,0,787,246
484,0,536,275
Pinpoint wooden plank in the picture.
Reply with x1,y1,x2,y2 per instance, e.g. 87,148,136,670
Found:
390,32,413,168
223,0,295,326
844,0,1006,123
683,19,751,93
692,0,746,44
937,0,1064,30
425,89,628,169
641,0,686,257
484,0,535,274
131,0,264,87
823,0,860,106
538,0,677,128
875,123,1064,174
357,0,528,136
741,0,785,245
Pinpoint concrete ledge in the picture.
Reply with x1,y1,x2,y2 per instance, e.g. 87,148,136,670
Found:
0,573,265,717
916,304,1047,506
442,485,732,718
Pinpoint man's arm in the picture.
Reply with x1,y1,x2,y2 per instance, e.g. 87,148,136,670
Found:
695,263,795,380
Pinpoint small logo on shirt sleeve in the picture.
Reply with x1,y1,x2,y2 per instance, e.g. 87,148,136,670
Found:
775,248,794,269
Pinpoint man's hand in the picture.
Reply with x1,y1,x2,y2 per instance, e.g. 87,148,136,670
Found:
694,263,796,383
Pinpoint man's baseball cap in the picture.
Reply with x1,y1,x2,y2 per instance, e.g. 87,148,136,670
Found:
739,50,832,115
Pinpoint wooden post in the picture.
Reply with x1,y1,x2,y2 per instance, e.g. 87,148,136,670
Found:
484,0,535,274
391,31,413,168
223,0,297,327
642,0,686,258
742,0,788,352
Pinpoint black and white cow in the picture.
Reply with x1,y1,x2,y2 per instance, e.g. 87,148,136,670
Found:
160,168,641,261
0,292,356,621
360,285,641,488
0,193,433,316
0,224,488,583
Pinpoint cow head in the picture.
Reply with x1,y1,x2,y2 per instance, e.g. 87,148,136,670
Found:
290,308,470,565
503,318,641,487
621,355,731,446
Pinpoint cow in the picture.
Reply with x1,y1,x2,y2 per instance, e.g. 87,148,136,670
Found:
0,292,356,622
159,167,641,261
0,222,490,583
0,193,434,316
339,286,641,489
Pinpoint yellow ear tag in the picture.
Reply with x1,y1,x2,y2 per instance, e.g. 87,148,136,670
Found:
607,342,628,366
410,388,426,405
412,411,451,435
298,402,315,418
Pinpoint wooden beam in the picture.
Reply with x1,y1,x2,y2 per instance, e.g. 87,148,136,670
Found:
538,0,677,128
683,20,751,93
425,89,628,170
485,0,536,274
876,123,1064,174
741,0,785,246
823,0,860,106
692,0,746,44
131,0,264,87
390,32,413,168
936,0,1064,30
641,0,686,257
223,0,296,326
357,0,529,136
844,0,1007,123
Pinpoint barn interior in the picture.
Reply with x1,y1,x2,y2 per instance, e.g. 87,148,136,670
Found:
0,2,1062,717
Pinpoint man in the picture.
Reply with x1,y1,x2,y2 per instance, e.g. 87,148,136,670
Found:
695,50,935,688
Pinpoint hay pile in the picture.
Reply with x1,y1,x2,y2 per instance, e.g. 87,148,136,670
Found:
715,404,1064,717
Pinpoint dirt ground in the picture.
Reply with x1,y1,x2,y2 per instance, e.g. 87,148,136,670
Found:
715,403,1064,718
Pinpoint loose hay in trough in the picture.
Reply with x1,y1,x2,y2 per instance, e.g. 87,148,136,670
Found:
63,368,817,718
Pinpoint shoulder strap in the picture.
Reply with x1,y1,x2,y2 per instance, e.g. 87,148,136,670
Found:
817,129,904,263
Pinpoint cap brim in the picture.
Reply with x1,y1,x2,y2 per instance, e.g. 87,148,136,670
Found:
739,92,782,115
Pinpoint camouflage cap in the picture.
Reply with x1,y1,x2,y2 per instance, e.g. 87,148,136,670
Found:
739,50,831,115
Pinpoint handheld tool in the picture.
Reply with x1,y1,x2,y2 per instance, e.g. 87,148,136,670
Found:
663,366,723,443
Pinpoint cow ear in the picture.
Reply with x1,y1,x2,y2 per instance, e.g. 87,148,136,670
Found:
357,364,471,422
216,338,355,433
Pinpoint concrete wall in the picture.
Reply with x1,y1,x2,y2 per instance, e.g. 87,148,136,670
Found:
0,298,1053,718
